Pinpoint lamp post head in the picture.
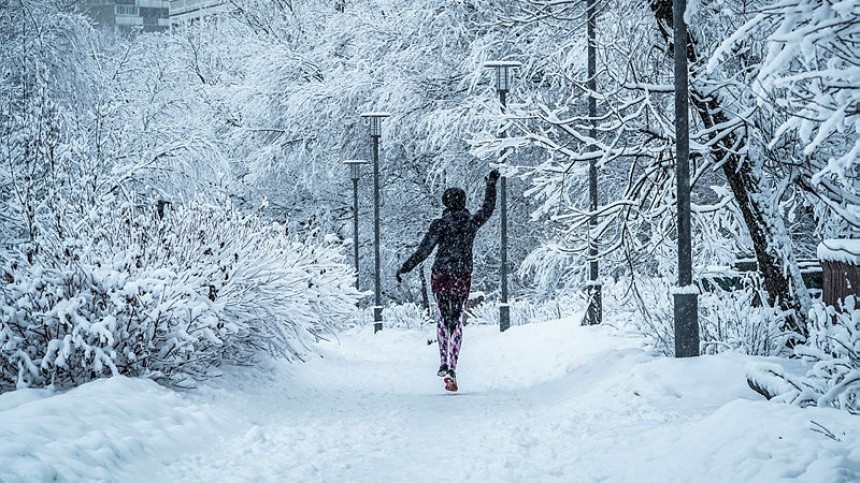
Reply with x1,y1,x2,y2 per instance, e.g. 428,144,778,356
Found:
343,159,369,181
360,111,391,137
484,60,522,93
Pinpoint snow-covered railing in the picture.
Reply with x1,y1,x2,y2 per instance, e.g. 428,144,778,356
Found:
818,239,860,310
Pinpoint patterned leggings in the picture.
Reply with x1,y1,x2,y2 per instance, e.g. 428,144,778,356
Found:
435,294,466,371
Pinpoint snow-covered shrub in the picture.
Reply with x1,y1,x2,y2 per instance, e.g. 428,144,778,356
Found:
349,303,437,332
604,278,676,356
467,293,586,327
604,277,791,356
747,297,859,414
352,292,584,333
0,200,360,391
699,289,793,356
377,303,434,331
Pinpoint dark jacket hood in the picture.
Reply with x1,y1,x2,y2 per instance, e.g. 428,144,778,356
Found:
442,188,466,211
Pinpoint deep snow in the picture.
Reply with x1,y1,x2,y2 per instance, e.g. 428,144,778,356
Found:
1,317,858,482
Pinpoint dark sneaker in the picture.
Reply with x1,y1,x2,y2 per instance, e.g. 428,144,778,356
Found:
437,364,448,377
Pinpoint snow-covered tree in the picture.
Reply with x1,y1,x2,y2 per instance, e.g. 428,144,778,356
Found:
470,0,858,345
0,1,362,391
174,0,544,304
710,0,860,235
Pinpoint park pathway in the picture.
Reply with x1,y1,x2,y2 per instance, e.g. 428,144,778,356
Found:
149,319,854,482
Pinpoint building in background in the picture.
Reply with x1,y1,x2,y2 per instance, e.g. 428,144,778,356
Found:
170,0,234,26
85,1,171,33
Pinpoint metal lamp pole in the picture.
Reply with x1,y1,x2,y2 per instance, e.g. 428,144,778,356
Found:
672,0,699,357
484,61,521,332
344,159,369,290
584,0,602,326
360,112,390,334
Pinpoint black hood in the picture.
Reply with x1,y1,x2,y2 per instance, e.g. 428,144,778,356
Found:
442,188,466,210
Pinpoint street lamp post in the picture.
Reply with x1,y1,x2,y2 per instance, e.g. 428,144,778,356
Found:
344,159,369,290
584,0,602,326
672,0,699,357
360,112,390,334
484,60,521,333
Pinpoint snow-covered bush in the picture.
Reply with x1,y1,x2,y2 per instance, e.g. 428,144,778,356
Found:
0,200,360,391
794,297,859,413
375,303,434,331
604,278,791,357
699,289,791,356
752,297,860,414
353,292,584,333
467,293,585,327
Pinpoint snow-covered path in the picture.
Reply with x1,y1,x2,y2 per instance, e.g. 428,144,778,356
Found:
161,320,655,482
2,318,858,482
159,319,859,482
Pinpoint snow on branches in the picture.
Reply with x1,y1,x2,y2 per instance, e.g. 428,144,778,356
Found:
711,0,860,229
0,201,361,391
747,297,860,414
795,298,860,413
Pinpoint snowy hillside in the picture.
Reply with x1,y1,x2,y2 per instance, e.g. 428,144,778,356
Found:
2,318,857,482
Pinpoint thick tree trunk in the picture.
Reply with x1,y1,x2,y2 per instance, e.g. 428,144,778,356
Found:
650,0,810,337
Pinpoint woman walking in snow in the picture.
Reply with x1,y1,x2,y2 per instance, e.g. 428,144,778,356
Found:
395,169,500,391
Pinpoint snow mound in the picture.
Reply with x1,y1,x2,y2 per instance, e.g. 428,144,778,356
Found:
0,377,221,481
669,399,860,482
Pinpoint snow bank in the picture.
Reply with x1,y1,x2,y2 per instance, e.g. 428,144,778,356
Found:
818,239,860,265
663,398,859,481
0,377,223,481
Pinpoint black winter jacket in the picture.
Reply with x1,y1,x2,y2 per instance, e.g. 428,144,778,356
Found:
399,179,497,275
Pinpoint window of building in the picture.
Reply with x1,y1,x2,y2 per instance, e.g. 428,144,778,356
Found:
115,5,138,16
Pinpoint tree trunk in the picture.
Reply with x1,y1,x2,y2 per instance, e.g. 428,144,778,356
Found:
650,0,810,337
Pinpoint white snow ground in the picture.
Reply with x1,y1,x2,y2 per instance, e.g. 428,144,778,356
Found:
2,317,858,482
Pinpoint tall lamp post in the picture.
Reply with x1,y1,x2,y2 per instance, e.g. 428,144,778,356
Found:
484,60,521,333
584,0,602,326
344,159,369,290
360,111,390,334
672,0,699,357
